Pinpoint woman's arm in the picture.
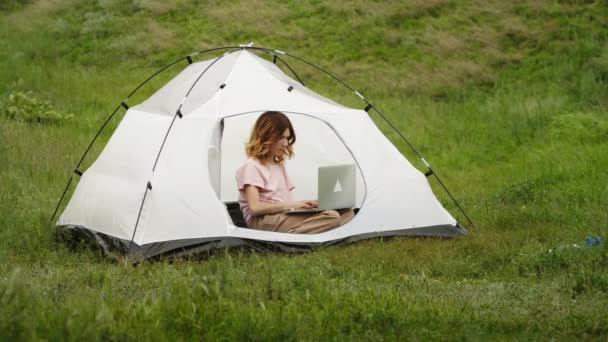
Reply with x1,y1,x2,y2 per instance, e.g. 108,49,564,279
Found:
244,185,315,216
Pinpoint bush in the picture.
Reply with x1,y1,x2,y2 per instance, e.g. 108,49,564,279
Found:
0,91,73,124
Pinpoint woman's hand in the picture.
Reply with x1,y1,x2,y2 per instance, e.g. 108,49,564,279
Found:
290,200,317,210
306,200,319,208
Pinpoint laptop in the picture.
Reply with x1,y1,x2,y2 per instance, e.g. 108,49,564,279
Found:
286,164,356,214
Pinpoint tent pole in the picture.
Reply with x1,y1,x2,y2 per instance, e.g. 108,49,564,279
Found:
128,48,242,250
49,103,122,223
273,55,305,86
274,50,475,230
49,47,244,224
129,182,152,250
427,168,476,229
49,177,74,224
370,106,475,229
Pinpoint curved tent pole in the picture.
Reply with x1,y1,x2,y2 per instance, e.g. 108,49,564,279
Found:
49,46,246,224
367,106,476,230
212,46,307,87
273,55,306,86
229,46,474,230
130,47,305,249
146,46,302,172
49,45,303,224
129,48,242,249
49,103,121,224
152,47,242,171
275,50,476,230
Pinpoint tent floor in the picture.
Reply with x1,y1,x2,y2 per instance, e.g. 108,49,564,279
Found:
224,202,360,229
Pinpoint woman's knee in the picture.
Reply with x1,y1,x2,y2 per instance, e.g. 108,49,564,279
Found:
339,209,355,225
321,210,341,228
322,210,341,218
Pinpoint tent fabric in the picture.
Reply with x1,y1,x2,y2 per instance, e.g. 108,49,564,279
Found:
57,49,464,259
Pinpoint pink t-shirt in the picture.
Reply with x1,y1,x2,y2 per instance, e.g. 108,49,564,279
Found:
235,158,295,226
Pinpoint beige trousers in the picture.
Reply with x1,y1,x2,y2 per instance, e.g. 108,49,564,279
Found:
250,209,355,234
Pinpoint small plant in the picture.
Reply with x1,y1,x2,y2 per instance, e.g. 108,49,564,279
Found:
0,91,73,124
495,179,544,205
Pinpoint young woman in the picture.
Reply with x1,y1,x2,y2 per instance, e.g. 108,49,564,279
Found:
235,111,354,234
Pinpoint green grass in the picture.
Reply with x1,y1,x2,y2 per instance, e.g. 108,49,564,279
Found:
1,0,608,340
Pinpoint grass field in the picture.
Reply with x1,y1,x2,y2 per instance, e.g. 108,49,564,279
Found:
1,0,608,340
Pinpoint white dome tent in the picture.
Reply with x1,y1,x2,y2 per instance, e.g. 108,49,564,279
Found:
52,45,471,260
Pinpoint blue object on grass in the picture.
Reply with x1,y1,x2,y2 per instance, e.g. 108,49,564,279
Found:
584,236,602,247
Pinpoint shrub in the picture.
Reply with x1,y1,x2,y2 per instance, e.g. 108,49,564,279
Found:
0,91,73,124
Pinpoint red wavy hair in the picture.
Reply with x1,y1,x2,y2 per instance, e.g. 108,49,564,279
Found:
246,111,296,164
